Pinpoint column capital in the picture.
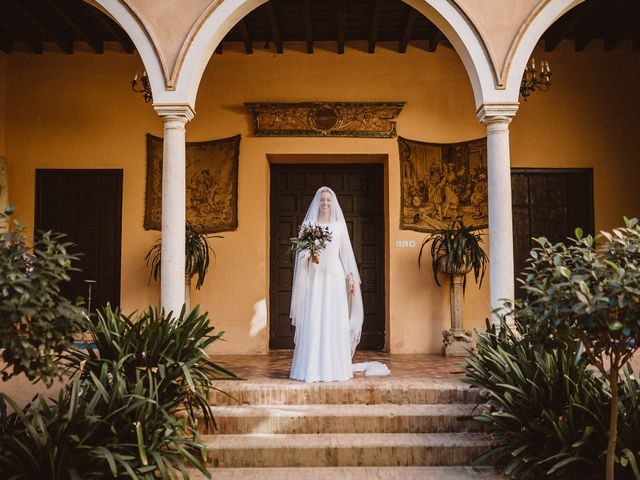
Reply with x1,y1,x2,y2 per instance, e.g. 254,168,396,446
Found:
153,103,195,122
476,102,519,125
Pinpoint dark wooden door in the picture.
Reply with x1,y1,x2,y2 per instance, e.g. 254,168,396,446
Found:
511,168,594,297
35,169,123,312
270,164,385,350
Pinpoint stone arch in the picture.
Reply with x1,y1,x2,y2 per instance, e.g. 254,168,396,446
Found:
91,0,167,104
174,0,497,109
504,0,585,100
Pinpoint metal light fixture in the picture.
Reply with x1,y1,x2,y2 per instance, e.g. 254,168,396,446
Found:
520,58,552,101
131,71,152,103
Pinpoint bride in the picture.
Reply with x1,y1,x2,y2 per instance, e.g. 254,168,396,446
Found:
289,186,389,382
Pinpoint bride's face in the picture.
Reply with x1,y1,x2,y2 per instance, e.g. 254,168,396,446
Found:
319,192,332,215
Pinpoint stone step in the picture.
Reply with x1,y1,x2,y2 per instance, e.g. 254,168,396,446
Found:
204,432,491,468
209,379,480,406
189,466,505,479
202,403,486,434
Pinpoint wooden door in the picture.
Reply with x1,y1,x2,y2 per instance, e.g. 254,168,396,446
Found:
511,168,594,297
35,169,123,312
270,164,385,350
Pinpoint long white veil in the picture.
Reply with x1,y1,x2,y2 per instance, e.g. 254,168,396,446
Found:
289,186,364,356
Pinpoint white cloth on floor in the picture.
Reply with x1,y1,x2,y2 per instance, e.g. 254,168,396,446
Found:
352,361,391,376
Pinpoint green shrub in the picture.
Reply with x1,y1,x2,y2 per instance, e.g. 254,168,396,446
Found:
463,318,640,479
64,305,237,432
0,208,86,386
517,219,640,479
0,363,210,479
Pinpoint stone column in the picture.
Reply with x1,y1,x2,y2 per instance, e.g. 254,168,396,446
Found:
477,103,519,324
154,104,195,316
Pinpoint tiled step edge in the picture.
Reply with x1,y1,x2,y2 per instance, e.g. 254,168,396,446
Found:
208,381,481,405
204,432,492,468
201,403,487,434
189,466,505,480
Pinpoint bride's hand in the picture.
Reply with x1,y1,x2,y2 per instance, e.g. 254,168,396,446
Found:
311,252,320,264
348,277,355,296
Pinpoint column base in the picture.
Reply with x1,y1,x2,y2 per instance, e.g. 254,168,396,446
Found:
442,329,475,357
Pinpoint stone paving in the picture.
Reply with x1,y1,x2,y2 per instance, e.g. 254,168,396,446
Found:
198,352,505,479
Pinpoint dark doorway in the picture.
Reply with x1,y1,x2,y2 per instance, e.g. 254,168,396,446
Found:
511,168,594,297
35,169,123,312
270,163,385,350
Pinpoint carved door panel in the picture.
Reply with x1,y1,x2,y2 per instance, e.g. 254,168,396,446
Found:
511,168,594,297
270,164,385,350
35,169,123,312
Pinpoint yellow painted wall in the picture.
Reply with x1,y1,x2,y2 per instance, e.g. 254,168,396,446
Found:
0,53,6,156
4,40,640,355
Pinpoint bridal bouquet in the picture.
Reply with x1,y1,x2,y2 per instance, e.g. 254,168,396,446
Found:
288,223,333,260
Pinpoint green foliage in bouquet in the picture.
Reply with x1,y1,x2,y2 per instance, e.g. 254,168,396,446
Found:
288,223,333,257
463,316,640,479
0,207,85,386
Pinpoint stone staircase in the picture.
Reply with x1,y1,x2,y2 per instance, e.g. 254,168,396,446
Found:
193,370,504,479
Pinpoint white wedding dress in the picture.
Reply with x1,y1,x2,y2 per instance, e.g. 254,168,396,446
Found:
290,220,354,382
289,187,390,383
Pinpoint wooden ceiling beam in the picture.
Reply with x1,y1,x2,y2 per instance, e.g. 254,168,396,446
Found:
86,5,134,53
303,0,313,54
428,29,443,52
574,33,593,52
0,15,42,54
265,2,283,54
238,20,253,54
544,1,597,52
604,32,625,51
42,0,103,54
398,8,417,53
0,31,11,54
369,0,383,53
337,0,346,54
10,0,73,54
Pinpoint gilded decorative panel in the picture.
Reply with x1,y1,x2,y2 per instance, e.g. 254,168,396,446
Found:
245,102,405,137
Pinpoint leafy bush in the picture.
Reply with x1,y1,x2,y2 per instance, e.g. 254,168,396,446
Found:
515,218,640,478
0,208,85,385
64,305,237,432
1,305,237,479
463,318,640,479
0,363,210,479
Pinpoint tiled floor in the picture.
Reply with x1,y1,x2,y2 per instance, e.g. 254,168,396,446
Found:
211,351,470,384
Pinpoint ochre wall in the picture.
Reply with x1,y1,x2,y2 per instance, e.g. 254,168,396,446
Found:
4,40,640,354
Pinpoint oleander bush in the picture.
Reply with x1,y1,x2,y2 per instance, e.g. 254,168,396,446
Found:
464,318,640,480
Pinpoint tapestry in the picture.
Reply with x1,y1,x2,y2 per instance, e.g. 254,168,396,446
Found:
144,134,240,233
398,136,488,232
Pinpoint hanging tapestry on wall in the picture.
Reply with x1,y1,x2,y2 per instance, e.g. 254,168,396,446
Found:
144,134,240,233
398,136,488,233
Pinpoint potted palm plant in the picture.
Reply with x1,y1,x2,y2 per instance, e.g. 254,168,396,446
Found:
145,221,221,309
418,218,488,355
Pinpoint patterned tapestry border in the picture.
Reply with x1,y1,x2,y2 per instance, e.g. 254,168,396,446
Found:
245,102,405,137
144,134,240,233
398,136,488,233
